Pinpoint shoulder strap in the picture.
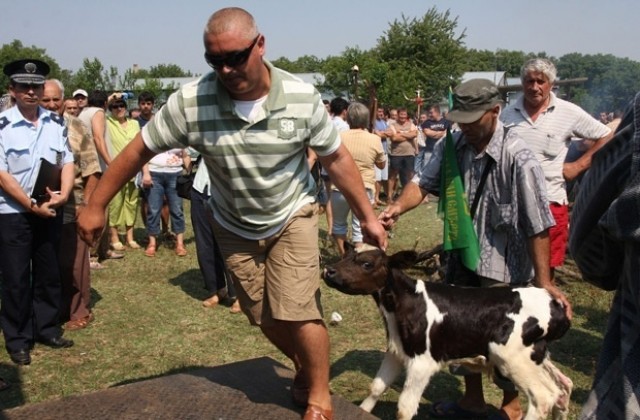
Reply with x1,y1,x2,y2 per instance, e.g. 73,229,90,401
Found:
469,159,493,219
467,126,509,218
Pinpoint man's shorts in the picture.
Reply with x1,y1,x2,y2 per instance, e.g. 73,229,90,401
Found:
211,202,323,327
375,156,388,181
549,203,569,268
389,155,415,173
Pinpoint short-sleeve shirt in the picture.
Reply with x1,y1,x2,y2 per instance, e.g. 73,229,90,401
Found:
415,121,555,284
501,93,611,204
337,129,386,191
389,120,417,156
421,117,451,152
148,148,184,174
142,60,340,239
64,115,101,222
136,115,151,128
332,116,349,132
374,118,389,154
0,106,73,214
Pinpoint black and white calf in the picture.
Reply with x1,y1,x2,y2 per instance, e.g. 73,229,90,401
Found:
323,246,573,420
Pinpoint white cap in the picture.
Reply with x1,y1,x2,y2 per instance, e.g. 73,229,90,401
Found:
72,89,88,98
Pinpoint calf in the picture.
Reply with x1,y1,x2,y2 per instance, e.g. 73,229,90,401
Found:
323,246,573,420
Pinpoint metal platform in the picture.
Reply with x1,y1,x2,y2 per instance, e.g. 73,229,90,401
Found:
2,357,378,419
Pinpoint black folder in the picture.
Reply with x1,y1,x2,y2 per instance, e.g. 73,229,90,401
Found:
31,158,61,202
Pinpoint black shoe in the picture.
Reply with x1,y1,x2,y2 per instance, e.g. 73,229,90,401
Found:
38,335,74,349
9,349,31,365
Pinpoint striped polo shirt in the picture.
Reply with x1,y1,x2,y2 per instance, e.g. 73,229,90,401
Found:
501,93,610,204
142,60,340,239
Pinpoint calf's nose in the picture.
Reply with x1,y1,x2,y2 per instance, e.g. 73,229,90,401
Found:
323,267,337,280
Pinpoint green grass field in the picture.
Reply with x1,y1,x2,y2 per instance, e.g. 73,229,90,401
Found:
0,200,613,419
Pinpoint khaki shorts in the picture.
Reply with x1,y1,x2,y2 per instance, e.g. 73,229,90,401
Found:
211,203,322,327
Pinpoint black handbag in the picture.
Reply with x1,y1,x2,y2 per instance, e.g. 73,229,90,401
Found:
176,156,201,200
176,171,195,200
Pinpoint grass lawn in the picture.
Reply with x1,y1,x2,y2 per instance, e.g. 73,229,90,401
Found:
0,200,613,419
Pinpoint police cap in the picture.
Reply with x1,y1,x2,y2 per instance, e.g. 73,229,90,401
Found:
3,59,50,85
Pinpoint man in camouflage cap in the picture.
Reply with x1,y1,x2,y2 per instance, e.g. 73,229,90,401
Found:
381,78,570,420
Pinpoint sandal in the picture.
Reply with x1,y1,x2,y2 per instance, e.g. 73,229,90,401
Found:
111,241,125,251
128,240,141,249
65,313,94,331
429,401,488,419
144,245,156,257
175,245,187,257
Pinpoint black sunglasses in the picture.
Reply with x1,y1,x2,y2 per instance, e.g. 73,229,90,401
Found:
110,104,126,110
204,35,260,69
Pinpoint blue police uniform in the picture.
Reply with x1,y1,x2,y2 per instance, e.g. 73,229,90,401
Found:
0,59,74,364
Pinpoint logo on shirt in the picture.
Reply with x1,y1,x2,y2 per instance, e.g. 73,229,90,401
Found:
278,118,296,139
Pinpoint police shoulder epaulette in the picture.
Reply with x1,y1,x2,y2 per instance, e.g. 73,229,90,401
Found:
50,112,65,126
0,116,9,131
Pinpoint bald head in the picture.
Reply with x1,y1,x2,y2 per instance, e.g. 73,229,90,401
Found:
203,7,258,41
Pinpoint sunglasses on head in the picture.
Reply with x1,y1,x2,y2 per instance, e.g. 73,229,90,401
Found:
204,35,260,69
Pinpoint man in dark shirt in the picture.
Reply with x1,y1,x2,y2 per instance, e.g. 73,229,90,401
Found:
420,104,450,161
136,91,155,128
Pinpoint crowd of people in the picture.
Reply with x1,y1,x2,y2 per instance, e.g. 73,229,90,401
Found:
0,62,239,369
0,5,637,419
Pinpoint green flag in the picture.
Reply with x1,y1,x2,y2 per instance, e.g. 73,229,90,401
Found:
437,129,481,271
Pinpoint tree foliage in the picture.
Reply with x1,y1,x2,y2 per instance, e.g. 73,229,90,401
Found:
134,63,192,79
70,58,115,93
373,8,467,110
556,53,640,113
271,55,323,73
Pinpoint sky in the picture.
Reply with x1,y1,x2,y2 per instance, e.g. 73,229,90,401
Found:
2,0,639,76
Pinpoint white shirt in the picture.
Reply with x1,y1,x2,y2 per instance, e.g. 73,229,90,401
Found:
501,93,611,204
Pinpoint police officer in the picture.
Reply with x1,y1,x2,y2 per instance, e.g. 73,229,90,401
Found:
0,59,75,365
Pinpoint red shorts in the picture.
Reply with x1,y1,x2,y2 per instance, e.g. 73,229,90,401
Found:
549,203,569,267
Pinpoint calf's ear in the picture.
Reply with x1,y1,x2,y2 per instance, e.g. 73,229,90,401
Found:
389,251,418,269
344,242,356,256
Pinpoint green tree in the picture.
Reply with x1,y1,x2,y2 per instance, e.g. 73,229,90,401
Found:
460,49,497,72
556,53,640,113
272,55,324,73
146,63,192,78
371,8,467,111
137,78,178,104
71,58,114,93
320,47,374,100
